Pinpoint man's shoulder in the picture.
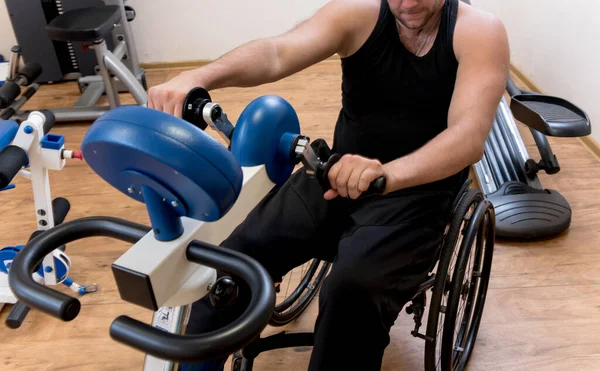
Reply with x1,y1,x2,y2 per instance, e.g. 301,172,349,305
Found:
327,0,383,57
454,2,508,60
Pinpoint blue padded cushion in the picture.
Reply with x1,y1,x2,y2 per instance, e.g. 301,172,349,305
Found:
231,95,300,185
0,120,19,151
81,106,243,222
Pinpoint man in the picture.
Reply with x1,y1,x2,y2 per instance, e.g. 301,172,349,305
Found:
148,0,509,370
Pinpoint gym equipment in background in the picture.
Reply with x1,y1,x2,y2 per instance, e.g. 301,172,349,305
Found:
0,59,43,121
7,93,386,370
5,0,147,123
0,110,97,328
472,76,591,239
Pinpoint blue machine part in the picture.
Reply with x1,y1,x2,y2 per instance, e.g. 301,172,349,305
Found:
41,133,65,150
231,95,301,186
0,120,19,151
81,106,244,226
0,245,68,281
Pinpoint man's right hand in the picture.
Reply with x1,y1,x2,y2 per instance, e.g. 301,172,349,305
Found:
148,70,205,119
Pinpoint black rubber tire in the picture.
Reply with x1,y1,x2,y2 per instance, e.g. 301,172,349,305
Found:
268,259,330,327
442,200,495,370
424,188,493,371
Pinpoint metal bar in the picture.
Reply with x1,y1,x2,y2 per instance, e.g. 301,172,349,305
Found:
491,119,519,181
104,51,148,105
94,40,120,108
73,81,104,108
78,75,103,84
484,140,505,187
496,109,527,182
487,128,511,184
116,0,142,76
113,40,126,60
498,97,543,189
8,46,21,80
472,150,497,195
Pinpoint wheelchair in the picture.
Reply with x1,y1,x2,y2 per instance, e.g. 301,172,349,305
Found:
231,178,496,371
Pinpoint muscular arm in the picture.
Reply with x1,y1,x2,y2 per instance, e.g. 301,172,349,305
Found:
383,9,510,193
148,0,379,116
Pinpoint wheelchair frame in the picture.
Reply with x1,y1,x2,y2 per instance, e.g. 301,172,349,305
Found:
230,180,496,371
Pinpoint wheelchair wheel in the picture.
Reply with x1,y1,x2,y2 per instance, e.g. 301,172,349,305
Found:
424,189,495,371
269,258,331,326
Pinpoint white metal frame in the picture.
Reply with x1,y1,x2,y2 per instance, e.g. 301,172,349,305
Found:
0,112,86,311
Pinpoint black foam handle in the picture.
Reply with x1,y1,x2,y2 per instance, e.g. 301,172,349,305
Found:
7,217,150,323
0,81,21,108
41,110,56,134
5,302,31,329
52,197,71,225
17,62,42,85
108,239,275,363
0,145,28,189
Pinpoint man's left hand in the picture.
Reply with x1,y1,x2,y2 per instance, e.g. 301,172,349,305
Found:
324,154,390,200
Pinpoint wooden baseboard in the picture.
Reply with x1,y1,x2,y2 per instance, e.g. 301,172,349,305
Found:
510,64,542,93
510,64,600,162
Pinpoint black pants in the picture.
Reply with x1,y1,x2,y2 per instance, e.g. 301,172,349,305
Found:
184,164,456,371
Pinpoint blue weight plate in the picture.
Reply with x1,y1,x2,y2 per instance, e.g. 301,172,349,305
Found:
81,106,243,222
231,95,300,186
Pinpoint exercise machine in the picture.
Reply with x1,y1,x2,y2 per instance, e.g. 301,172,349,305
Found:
5,92,384,369
0,110,97,327
7,89,494,371
5,0,147,123
459,0,592,240
473,75,591,239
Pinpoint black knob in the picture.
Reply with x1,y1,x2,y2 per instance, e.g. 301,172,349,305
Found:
209,277,239,310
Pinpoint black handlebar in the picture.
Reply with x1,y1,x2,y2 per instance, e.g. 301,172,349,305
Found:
8,217,149,321
8,216,276,363
110,240,275,362
41,110,56,135
0,145,28,189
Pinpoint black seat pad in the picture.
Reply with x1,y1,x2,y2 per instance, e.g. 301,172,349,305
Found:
46,6,121,42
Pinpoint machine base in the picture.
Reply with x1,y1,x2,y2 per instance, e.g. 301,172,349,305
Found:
487,181,571,239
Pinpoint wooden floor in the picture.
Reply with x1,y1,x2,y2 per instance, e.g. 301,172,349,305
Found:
1,61,600,371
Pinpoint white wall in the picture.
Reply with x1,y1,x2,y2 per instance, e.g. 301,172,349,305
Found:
126,0,329,63
0,0,328,62
0,3,17,61
472,0,600,143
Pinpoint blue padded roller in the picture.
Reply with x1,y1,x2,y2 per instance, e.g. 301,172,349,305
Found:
231,95,300,186
81,106,243,224
0,120,19,151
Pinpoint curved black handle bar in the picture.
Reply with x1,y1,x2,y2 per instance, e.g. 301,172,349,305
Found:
110,240,276,363
8,216,276,363
8,217,150,320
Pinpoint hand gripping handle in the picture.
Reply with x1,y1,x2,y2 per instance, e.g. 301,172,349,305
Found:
109,239,276,363
318,153,387,195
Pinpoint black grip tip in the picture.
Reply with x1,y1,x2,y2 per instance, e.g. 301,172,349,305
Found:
5,302,31,329
367,176,386,195
0,145,28,188
0,81,21,109
60,298,81,321
17,62,43,84
41,110,56,134
52,197,71,225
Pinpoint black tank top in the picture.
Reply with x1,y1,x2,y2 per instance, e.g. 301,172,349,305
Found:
332,0,468,193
